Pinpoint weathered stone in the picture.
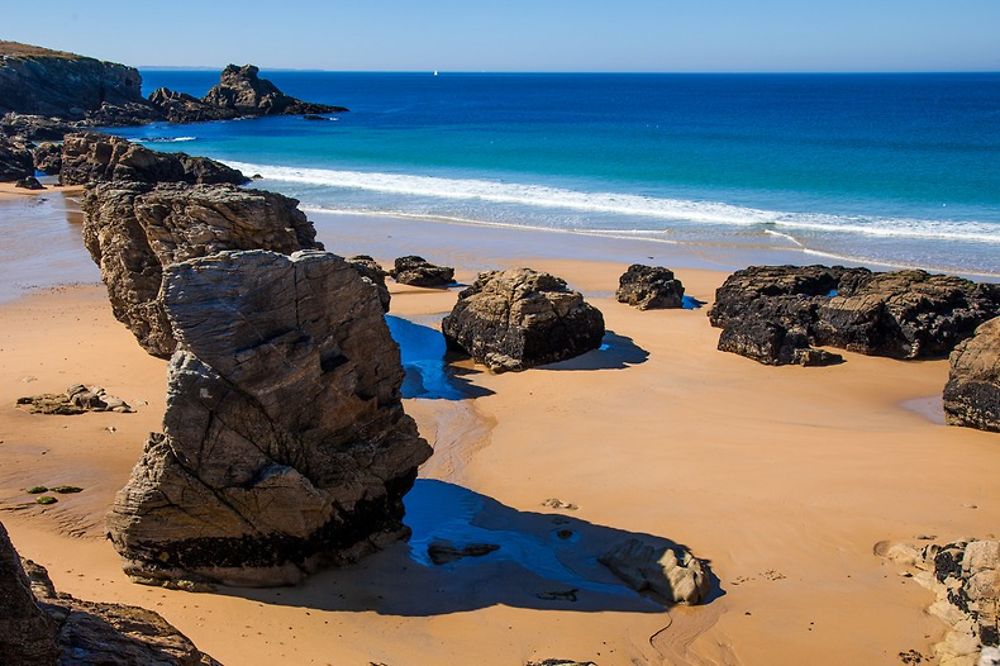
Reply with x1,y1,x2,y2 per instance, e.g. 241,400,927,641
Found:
32,141,61,174
0,134,34,181
0,522,59,665
61,132,248,186
14,175,44,190
82,181,321,357
201,64,346,116
107,250,432,587
616,264,685,310
442,268,605,372
346,254,390,312
17,384,133,415
148,88,241,123
944,317,1000,433
389,255,455,288
1,112,86,141
598,537,710,604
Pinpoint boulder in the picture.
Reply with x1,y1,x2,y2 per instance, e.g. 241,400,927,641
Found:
389,255,455,288
0,135,34,181
17,384,133,415
32,141,61,174
61,132,248,186
82,181,321,357
346,254,391,312
709,265,1000,366
616,264,685,310
14,175,44,190
107,250,432,587
944,316,1000,433
1,520,219,665
598,538,710,604
442,268,605,372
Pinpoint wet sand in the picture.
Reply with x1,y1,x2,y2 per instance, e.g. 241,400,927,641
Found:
0,194,998,665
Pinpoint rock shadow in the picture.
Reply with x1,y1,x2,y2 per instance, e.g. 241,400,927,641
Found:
682,295,706,310
216,479,722,616
539,331,650,371
386,315,494,399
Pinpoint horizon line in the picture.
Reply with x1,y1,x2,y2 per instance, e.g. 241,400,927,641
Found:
137,66,1000,75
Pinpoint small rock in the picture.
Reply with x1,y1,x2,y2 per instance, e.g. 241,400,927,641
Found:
389,255,454,288
427,540,500,565
616,264,685,310
14,176,44,190
598,538,710,604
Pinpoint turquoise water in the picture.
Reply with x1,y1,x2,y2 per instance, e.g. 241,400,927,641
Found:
110,71,1000,275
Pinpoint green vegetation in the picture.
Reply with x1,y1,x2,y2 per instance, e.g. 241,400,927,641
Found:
35,496,58,505
51,485,84,494
26,486,48,494
0,41,84,60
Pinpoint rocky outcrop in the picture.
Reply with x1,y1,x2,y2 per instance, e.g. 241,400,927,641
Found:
17,384,133,415
879,539,1000,666
598,538,710,605
442,268,605,372
346,255,391,312
389,255,455,288
32,141,61,174
149,64,347,123
82,181,321,357
1,521,219,665
616,264,685,310
944,317,1000,433
709,265,1000,366
61,132,248,186
1,112,85,141
108,250,431,587
0,135,34,181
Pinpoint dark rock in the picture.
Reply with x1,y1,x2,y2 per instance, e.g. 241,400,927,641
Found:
1,520,219,665
1,112,85,141
61,132,248,186
303,114,327,121
709,265,1000,366
427,540,500,565
16,384,133,415
442,268,606,372
148,88,241,123
346,255,391,312
0,135,34,181
82,181,321,357
32,141,61,174
944,316,1000,432
389,255,455,288
616,264,685,310
107,250,432,587
14,175,44,190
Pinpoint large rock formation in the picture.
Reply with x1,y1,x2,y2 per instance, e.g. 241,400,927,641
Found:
709,265,1000,366
1,112,86,141
616,264,685,310
389,255,455,288
61,132,248,186
1,521,218,665
82,181,321,357
442,268,606,372
346,255,391,312
0,134,34,181
149,64,347,123
944,316,1000,433
108,250,431,586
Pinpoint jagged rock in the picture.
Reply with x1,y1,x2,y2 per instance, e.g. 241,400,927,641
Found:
82,181,321,357
61,132,248,186
32,141,61,174
148,88,241,123
107,250,432,587
1,520,218,665
709,265,1000,366
598,538,710,604
427,540,500,565
442,268,605,372
15,175,44,190
389,255,455,288
346,255,391,312
944,317,1000,433
17,384,133,414
616,264,685,310
0,135,34,181
1,112,86,141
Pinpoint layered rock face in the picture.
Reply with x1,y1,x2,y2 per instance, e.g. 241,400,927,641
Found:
709,265,1000,366
61,132,248,186
0,135,34,181
944,317,1000,433
108,250,432,586
616,264,685,310
1,521,218,665
390,255,455,287
82,181,321,357
346,255,391,312
442,268,606,372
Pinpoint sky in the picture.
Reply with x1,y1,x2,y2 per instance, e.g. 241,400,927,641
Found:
4,0,1000,72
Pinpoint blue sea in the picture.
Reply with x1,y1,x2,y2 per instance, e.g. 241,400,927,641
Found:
109,71,1000,276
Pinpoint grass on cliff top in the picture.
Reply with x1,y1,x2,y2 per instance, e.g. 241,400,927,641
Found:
0,41,85,60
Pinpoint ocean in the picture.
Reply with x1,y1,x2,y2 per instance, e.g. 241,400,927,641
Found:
109,71,1000,276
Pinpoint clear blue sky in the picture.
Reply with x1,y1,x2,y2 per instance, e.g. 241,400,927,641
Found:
5,0,999,72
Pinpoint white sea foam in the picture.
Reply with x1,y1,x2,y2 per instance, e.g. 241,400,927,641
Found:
226,161,1000,245
141,136,197,143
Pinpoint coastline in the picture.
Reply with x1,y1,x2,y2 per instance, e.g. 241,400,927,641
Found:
1,189,998,664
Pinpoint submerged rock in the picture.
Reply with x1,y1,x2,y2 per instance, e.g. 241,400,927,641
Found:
389,255,455,288
108,250,432,587
1,521,218,665
82,181,321,357
598,538,710,605
709,265,1000,366
61,132,248,186
17,384,133,415
346,254,391,312
427,540,500,565
616,264,685,310
944,316,1000,433
442,268,605,372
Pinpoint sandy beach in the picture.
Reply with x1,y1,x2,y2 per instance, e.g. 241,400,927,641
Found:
1,191,998,665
